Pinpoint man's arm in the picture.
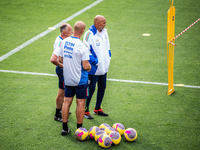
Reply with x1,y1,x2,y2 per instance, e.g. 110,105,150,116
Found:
50,54,63,68
82,60,91,72
58,56,63,64
83,31,98,65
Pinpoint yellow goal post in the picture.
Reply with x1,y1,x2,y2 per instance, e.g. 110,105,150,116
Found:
167,0,175,95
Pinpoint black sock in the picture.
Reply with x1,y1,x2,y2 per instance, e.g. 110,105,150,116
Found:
77,123,82,129
56,108,61,116
95,107,100,110
63,122,68,131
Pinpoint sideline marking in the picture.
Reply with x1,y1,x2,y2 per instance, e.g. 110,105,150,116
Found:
0,69,200,89
0,0,103,62
0,70,57,77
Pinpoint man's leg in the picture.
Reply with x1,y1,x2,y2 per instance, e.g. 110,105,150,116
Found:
84,75,99,119
56,88,64,109
76,98,86,127
54,88,64,121
85,75,99,110
96,73,107,108
61,97,73,135
93,73,108,116
55,66,65,121
62,97,73,122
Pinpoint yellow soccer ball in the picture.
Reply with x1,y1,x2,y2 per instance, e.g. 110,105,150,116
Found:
112,123,125,135
75,127,88,141
98,134,112,148
105,126,115,135
88,126,100,140
124,128,137,142
95,130,107,142
99,123,110,130
109,131,121,145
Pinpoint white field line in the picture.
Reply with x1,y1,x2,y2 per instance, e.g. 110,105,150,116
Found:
0,0,103,62
107,79,200,89
0,70,57,77
0,69,200,89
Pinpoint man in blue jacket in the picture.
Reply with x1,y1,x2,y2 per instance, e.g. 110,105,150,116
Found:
83,15,111,119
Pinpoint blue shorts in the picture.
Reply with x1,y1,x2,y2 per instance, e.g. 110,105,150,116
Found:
64,83,89,99
56,66,64,89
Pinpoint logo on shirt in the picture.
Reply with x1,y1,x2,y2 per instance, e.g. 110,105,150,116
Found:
59,41,62,47
105,36,107,40
64,41,75,59
96,39,100,46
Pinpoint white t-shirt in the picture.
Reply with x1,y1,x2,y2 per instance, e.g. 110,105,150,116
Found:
60,36,90,86
53,36,63,56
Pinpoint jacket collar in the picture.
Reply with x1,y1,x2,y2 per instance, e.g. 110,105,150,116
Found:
89,24,97,35
89,24,107,35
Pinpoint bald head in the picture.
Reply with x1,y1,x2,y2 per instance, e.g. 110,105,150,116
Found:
74,21,85,32
94,15,106,32
94,15,105,24
73,21,86,38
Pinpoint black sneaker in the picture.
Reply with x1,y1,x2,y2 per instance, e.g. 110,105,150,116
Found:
84,112,94,119
93,108,109,116
61,129,71,136
54,115,62,122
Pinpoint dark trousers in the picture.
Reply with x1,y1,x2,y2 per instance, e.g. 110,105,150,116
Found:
85,73,107,110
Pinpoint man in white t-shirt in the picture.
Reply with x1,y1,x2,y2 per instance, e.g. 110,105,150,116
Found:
59,21,91,135
50,23,73,122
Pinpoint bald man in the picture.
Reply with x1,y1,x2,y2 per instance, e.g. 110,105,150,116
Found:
83,15,111,119
50,23,73,122
59,21,91,135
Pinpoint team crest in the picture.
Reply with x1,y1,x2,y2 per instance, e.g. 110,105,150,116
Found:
96,39,100,46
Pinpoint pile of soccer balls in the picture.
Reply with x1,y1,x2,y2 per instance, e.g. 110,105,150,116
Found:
75,123,137,148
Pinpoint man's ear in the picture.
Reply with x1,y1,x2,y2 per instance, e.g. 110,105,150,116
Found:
81,29,85,34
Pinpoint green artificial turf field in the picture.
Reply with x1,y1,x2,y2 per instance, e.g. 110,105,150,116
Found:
0,0,199,149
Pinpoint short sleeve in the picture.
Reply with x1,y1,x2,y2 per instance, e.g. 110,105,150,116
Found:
53,40,62,56
82,45,90,61
59,41,64,57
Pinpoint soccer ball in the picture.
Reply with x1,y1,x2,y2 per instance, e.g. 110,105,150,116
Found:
105,126,115,134
95,130,107,142
98,134,112,148
109,131,121,145
112,123,125,135
124,128,137,142
99,123,110,130
75,127,88,141
88,126,100,140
